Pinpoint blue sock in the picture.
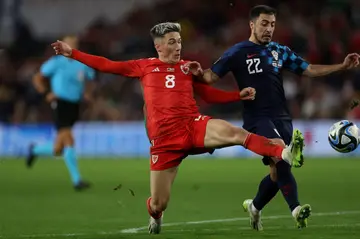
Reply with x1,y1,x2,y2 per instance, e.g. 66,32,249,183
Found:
32,143,54,156
253,174,279,211
63,147,81,185
276,160,300,212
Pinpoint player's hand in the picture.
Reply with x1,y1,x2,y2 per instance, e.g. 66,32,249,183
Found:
240,87,256,100
342,53,360,70
51,40,73,57
184,61,203,76
45,92,56,103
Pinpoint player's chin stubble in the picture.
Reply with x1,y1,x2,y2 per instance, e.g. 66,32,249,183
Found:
258,34,271,45
254,32,268,45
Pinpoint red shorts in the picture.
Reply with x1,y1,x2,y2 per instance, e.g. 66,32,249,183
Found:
149,115,214,170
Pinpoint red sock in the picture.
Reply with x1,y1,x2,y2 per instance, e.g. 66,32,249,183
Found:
147,197,162,219
244,133,283,159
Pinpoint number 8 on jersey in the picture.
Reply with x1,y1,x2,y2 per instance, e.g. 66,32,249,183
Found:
165,75,175,88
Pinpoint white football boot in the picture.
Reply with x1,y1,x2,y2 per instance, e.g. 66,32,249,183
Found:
243,199,263,231
148,213,163,234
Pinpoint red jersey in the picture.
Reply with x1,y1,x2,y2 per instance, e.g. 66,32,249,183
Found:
71,50,241,139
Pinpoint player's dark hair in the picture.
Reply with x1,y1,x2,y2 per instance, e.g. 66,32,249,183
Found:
150,22,181,40
249,5,277,20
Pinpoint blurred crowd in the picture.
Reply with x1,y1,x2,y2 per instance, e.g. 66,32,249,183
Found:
1,0,360,123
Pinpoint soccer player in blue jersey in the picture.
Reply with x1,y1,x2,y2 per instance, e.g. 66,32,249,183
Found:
27,35,95,191
186,5,360,229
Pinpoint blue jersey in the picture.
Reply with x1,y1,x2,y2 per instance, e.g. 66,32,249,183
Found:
211,40,309,121
40,56,95,102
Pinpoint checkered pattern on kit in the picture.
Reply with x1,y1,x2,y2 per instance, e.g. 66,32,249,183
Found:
266,42,309,75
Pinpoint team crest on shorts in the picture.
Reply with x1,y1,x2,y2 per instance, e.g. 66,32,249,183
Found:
151,155,158,164
180,65,190,75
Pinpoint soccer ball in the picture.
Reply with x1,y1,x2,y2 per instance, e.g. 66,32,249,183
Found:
328,120,359,153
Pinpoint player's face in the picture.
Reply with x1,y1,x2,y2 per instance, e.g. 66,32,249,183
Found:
157,32,182,64
251,13,276,45
63,36,78,49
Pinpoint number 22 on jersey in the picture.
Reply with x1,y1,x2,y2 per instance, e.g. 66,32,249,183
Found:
246,58,263,74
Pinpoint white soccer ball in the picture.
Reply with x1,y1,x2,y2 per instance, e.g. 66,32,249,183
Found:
328,120,359,153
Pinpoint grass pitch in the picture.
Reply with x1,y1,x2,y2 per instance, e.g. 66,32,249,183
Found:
0,158,359,239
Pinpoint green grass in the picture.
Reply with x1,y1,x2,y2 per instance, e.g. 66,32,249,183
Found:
0,158,360,239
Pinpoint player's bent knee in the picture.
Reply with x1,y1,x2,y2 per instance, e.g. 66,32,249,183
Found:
232,127,250,145
54,131,67,155
59,129,75,147
64,134,75,147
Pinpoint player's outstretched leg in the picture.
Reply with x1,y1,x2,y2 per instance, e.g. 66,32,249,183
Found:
203,119,303,166
147,166,178,234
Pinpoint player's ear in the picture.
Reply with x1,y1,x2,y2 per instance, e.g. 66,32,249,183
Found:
249,21,254,31
154,38,163,53
154,43,162,53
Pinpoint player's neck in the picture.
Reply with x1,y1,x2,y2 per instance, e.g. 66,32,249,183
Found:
248,36,261,45
158,56,178,65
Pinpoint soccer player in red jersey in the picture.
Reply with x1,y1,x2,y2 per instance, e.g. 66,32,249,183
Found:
51,22,304,234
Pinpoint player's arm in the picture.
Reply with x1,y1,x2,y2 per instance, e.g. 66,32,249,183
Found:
71,49,142,77
32,72,49,95
199,69,221,84
83,67,96,102
193,81,241,103
33,58,56,95
186,51,233,84
51,41,143,77
284,46,359,77
193,81,256,103
304,53,360,77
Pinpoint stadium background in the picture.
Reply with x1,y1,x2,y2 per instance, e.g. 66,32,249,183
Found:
0,0,360,157
0,1,360,239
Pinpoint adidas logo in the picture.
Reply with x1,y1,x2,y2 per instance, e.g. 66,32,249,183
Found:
152,67,160,72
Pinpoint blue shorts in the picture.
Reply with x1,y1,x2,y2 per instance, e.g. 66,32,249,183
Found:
243,118,293,165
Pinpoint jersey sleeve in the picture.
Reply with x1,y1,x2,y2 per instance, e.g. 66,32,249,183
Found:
193,81,241,104
283,46,309,75
40,57,57,78
210,49,233,78
71,49,143,78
